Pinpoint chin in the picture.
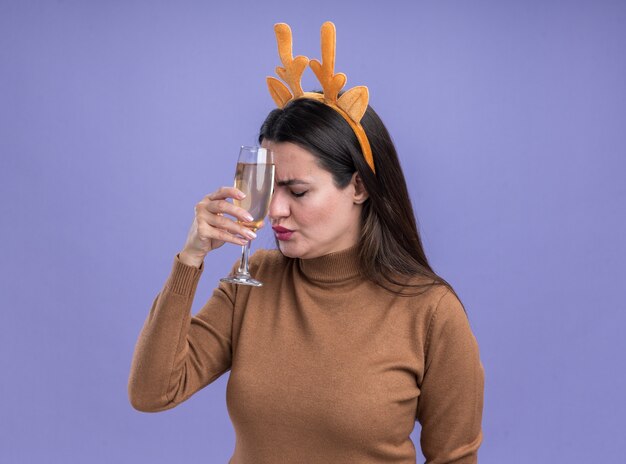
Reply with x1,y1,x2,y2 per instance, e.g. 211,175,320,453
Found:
277,242,303,259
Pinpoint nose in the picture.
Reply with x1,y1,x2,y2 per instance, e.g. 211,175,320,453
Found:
269,188,289,222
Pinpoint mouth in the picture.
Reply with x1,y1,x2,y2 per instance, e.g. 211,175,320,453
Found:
272,225,294,241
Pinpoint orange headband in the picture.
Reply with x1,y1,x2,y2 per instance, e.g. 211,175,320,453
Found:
266,22,375,174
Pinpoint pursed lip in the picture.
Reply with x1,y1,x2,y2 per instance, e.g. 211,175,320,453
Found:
272,225,294,233
272,225,295,241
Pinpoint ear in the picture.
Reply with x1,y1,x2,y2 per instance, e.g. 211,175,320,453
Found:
350,172,369,204
267,76,293,108
337,86,369,123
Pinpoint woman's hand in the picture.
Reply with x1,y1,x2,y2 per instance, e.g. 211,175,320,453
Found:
179,187,259,267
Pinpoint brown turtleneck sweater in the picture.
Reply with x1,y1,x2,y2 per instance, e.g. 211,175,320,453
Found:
128,247,484,463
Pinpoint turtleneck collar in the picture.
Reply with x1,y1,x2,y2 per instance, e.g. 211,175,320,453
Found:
296,245,361,283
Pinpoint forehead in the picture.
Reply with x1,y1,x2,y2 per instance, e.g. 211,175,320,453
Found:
263,141,322,181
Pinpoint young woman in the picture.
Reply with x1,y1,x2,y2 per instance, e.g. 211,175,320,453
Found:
129,97,484,463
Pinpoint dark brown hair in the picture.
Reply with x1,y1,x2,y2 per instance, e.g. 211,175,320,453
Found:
259,98,456,297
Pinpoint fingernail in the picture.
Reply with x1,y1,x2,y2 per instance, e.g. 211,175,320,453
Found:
245,230,257,239
238,191,246,199
245,214,254,222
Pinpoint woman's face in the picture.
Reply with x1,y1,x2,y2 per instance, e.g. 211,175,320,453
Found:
262,140,367,259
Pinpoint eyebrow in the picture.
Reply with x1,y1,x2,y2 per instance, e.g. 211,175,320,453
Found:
275,179,310,187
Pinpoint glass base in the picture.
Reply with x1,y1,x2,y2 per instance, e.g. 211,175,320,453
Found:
220,273,263,287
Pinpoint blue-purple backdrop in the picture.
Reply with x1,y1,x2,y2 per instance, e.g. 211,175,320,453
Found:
1,1,625,462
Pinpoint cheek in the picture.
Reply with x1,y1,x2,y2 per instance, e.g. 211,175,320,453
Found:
296,192,345,232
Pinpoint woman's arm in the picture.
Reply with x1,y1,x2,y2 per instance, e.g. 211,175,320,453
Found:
128,254,236,412
128,186,256,412
417,289,485,463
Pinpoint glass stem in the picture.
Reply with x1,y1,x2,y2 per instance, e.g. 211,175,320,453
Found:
237,240,252,276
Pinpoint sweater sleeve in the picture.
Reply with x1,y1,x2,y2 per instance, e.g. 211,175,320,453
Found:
128,254,236,412
416,289,485,464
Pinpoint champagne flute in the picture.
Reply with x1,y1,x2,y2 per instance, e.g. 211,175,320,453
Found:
220,146,275,286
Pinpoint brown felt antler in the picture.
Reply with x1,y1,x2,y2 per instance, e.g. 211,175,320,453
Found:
266,24,309,107
266,22,375,173
309,23,346,105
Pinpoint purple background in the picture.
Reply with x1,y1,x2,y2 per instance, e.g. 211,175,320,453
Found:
1,1,625,462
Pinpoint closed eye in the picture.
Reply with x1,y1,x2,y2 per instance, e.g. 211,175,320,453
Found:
291,190,307,198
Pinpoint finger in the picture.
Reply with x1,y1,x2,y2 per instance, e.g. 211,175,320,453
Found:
206,199,254,223
206,187,246,202
196,188,242,215
202,212,257,239
198,223,249,246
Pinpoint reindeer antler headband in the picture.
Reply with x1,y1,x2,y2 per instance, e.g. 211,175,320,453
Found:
266,22,375,174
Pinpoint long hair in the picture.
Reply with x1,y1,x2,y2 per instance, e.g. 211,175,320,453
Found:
259,98,456,297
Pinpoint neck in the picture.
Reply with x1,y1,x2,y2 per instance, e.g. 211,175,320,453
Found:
297,244,361,284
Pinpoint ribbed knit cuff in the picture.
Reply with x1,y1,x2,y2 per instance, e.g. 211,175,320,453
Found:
165,254,204,297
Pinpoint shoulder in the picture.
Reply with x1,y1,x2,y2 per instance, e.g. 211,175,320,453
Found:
401,278,467,321
430,287,467,322
423,287,478,360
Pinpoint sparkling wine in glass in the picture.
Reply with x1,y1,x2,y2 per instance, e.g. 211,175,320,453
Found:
220,146,275,286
